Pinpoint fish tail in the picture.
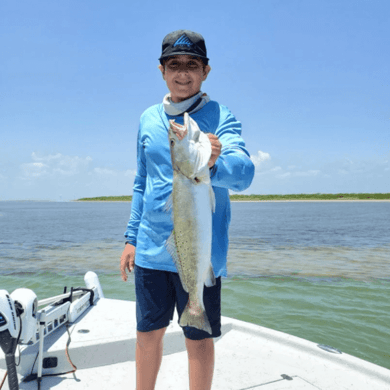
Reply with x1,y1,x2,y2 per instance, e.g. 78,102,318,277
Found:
179,300,212,335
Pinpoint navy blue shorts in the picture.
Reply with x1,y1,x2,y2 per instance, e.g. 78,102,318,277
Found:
135,264,221,340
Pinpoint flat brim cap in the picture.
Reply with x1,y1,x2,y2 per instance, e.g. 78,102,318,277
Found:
159,30,209,62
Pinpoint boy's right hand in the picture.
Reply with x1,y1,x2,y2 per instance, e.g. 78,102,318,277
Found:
120,243,135,281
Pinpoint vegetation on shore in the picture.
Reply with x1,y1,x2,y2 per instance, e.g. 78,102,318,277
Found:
77,196,133,201
229,193,390,201
76,193,390,202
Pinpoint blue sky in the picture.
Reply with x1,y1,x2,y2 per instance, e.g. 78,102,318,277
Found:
1,0,389,200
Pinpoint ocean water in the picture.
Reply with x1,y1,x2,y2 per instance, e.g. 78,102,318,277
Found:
0,201,389,370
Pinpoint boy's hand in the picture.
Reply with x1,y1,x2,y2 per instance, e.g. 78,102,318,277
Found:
207,134,221,167
120,243,135,281
169,119,187,141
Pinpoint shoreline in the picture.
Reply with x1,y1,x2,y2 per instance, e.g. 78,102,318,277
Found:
72,199,390,203
231,199,390,202
74,193,390,203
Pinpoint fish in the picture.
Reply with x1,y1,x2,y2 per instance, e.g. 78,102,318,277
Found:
166,112,216,334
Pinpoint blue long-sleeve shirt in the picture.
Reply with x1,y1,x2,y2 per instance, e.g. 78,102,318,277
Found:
124,100,255,277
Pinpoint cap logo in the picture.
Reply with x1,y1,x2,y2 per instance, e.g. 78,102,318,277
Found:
173,34,193,48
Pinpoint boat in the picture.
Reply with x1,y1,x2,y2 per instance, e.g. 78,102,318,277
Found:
1,272,389,390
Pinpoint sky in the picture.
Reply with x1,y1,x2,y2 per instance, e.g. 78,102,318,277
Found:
1,0,389,201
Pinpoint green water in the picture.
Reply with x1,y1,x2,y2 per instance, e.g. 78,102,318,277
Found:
1,273,389,370
1,202,389,372
222,276,390,370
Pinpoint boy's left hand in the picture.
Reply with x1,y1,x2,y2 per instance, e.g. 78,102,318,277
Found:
207,134,221,167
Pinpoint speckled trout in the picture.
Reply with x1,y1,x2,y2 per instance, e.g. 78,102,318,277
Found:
166,112,216,334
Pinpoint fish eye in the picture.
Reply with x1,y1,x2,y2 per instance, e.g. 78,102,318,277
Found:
170,139,175,146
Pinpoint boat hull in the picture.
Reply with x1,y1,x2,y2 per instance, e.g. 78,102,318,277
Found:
1,298,389,389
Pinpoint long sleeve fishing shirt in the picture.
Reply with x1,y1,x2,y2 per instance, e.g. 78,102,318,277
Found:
124,100,255,277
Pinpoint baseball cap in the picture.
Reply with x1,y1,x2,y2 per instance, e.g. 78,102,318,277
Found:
159,30,209,65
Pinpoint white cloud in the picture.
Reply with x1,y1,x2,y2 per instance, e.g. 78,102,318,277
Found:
4,151,139,200
20,162,49,178
294,170,321,177
125,169,137,176
237,152,390,195
94,168,117,175
274,168,320,179
32,152,63,162
276,172,291,179
20,152,137,181
251,150,271,167
21,153,92,178
257,166,280,175
333,157,390,176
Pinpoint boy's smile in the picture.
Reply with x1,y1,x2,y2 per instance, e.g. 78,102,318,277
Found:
159,55,211,103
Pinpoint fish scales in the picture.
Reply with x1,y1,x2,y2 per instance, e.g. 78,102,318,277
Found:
167,112,216,334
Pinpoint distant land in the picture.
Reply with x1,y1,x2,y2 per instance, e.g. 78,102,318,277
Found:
76,193,390,202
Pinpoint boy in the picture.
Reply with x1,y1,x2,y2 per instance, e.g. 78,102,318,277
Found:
120,30,254,390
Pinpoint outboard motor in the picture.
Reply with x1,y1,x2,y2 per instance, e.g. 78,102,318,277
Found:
0,289,37,390
1,273,100,389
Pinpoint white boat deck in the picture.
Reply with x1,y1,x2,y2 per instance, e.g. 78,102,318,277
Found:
1,297,389,390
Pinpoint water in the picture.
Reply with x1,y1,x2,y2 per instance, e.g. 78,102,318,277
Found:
0,201,389,370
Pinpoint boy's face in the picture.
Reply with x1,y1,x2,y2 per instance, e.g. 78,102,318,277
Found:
158,55,211,103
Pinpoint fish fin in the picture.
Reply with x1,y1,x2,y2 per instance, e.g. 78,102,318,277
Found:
209,186,215,213
164,193,173,213
184,113,212,177
204,264,216,287
179,299,212,335
165,231,189,293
